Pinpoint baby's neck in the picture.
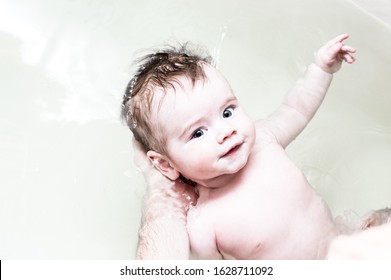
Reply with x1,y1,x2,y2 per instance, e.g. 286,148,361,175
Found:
193,152,253,200
195,171,243,200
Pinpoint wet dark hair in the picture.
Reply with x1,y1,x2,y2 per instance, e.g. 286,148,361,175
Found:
121,43,213,154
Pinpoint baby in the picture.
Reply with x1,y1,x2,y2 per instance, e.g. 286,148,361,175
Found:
122,34,356,259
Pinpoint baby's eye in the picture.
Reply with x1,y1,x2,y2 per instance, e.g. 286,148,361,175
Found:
223,107,234,118
191,128,205,139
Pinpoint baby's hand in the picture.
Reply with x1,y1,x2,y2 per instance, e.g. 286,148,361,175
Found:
315,33,356,74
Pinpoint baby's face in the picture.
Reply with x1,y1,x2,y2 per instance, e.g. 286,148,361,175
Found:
150,65,256,185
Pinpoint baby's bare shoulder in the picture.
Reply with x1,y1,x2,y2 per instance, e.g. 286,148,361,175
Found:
254,119,279,148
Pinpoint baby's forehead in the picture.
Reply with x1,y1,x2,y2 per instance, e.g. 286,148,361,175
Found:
168,68,229,100
168,64,230,93
152,65,234,108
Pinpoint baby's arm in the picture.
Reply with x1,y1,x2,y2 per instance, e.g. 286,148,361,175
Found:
133,139,197,259
262,34,356,148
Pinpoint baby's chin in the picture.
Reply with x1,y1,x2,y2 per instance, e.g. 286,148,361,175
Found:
222,153,251,175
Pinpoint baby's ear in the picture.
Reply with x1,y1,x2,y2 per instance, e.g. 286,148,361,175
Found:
146,150,180,181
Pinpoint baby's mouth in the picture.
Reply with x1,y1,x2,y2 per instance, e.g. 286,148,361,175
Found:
222,143,242,158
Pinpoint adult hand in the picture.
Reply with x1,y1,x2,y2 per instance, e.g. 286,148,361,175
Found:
132,138,197,259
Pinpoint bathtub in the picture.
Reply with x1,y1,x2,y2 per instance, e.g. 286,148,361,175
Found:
0,0,390,259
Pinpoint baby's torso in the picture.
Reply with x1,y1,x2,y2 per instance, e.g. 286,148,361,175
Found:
188,140,337,260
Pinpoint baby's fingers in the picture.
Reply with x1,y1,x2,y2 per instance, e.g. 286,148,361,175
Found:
327,33,350,46
341,45,356,54
341,53,356,64
340,45,356,63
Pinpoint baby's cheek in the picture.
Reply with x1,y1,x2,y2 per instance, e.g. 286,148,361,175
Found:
179,149,207,168
188,150,208,165
241,119,256,141
191,153,215,173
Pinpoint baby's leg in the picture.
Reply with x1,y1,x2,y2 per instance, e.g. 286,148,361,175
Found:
328,208,391,259
360,208,391,230
327,222,391,259
334,208,391,234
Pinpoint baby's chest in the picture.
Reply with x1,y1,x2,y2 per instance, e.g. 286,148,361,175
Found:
208,181,315,258
206,199,283,259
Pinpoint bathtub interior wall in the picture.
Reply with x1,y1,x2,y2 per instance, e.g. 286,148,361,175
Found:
0,0,390,259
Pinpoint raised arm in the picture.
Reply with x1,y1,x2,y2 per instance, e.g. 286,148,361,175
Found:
262,34,356,148
132,139,197,259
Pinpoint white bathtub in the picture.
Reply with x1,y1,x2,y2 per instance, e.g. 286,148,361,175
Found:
0,0,390,259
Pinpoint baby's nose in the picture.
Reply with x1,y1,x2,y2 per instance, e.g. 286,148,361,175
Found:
217,125,236,144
